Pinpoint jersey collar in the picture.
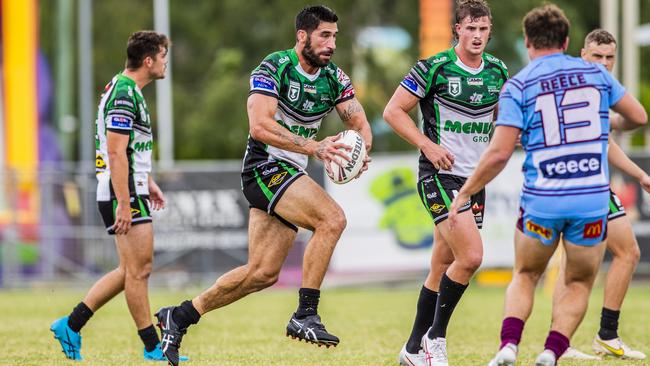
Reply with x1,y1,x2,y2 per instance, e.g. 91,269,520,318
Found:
450,47,484,75
290,48,321,82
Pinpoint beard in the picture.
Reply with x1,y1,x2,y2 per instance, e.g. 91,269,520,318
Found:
302,37,331,68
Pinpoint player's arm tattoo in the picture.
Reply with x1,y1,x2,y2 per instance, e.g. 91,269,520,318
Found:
340,99,363,121
273,124,309,147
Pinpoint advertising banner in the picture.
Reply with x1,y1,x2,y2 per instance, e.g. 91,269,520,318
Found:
327,152,526,275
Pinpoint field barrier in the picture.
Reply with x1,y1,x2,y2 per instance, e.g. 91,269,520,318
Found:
1,153,650,288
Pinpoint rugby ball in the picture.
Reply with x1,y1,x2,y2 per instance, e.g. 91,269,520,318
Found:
326,130,367,184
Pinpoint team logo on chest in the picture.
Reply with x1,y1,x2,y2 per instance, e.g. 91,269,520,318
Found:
447,77,462,97
288,80,300,102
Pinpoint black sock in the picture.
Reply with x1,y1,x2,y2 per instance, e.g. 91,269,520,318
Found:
172,300,201,330
598,307,620,340
406,286,438,353
67,302,94,333
295,288,320,318
138,325,160,352
427,273,468,339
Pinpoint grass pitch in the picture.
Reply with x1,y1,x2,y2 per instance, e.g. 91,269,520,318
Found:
2,284,648,365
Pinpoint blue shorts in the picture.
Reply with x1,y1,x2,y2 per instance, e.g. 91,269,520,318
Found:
516,207,607,246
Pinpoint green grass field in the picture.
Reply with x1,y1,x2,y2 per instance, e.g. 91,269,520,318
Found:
2,284,648,365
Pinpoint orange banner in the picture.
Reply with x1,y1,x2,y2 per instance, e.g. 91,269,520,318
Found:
2,0,39,225
420,0,453,58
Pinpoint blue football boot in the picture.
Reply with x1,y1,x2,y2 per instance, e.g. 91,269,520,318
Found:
50,316,83,360
144,342,189,362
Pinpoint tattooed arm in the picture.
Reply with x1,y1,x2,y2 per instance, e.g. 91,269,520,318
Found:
247,93,349,162
335,97,373,152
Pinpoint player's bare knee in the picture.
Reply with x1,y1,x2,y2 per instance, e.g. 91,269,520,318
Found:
317,206,347,236
462,252,483,272
515,268,543,284
126,262,153,281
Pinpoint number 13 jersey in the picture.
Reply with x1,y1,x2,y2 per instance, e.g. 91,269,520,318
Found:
496,53,626,218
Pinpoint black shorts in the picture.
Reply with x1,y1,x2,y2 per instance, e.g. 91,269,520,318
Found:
241,160,305,231
417,174,486,229
608,189,626,221
97,195,152,235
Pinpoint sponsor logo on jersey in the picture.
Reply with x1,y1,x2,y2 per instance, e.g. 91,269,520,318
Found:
321,95,331,102
278,56,290,64
402,76,418,93
303,84,317,94
110,116,132,129
443,120,492,135
583,219,603,238
539,153,601,179
114,99,135,108
302,100,315,111
448,77,461,97
130,208,141,216
526,220,552,240
471,202,484,214
469,93,484,104
268,172,288,188
252,76,276,91
426,192,437,199
488,85,500,94
96,154,106,169
288,81,300,102
134,140,153,152
430,203,446,214
277,120,318,138
467,77,483,86
127,86,134,97
432,56,448,64
262,166,279,176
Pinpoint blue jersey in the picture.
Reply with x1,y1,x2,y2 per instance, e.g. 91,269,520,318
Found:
496,53,625,219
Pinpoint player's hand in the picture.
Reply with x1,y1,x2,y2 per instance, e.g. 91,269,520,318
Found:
448,191,470,230
112,200,132,235
355,154,372,179
314,133,352,166
148,180,166,211
640,174,650,193
422,142,454,171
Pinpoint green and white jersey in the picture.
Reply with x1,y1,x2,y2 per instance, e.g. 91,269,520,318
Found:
95,73,153,201
401,47,508,179
243,48,355,171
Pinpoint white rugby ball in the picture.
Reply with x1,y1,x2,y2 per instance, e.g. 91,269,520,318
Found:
326,130,367,184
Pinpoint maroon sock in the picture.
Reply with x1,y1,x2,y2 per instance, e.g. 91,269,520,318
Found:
544,330,570,359
500,317,525,349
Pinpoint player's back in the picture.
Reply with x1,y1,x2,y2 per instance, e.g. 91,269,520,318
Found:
497,53,625,219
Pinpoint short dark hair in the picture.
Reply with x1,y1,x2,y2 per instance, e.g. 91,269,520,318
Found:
126,31,169,70
523,4,570,50
584,29,617,48
295,5,338,34
454,0,492,40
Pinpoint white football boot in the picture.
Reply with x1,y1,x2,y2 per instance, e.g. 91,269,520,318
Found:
399,344,429,366
560,346,600,360
487,343,517,366
421,334,448,366
592,335,646,359
534,349,557,366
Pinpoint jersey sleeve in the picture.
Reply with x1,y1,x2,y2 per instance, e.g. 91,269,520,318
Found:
600,65,626,107
334,68,355,104
249,58,281,98
105,88,137,134
495,79,524,130
400,60,434,99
